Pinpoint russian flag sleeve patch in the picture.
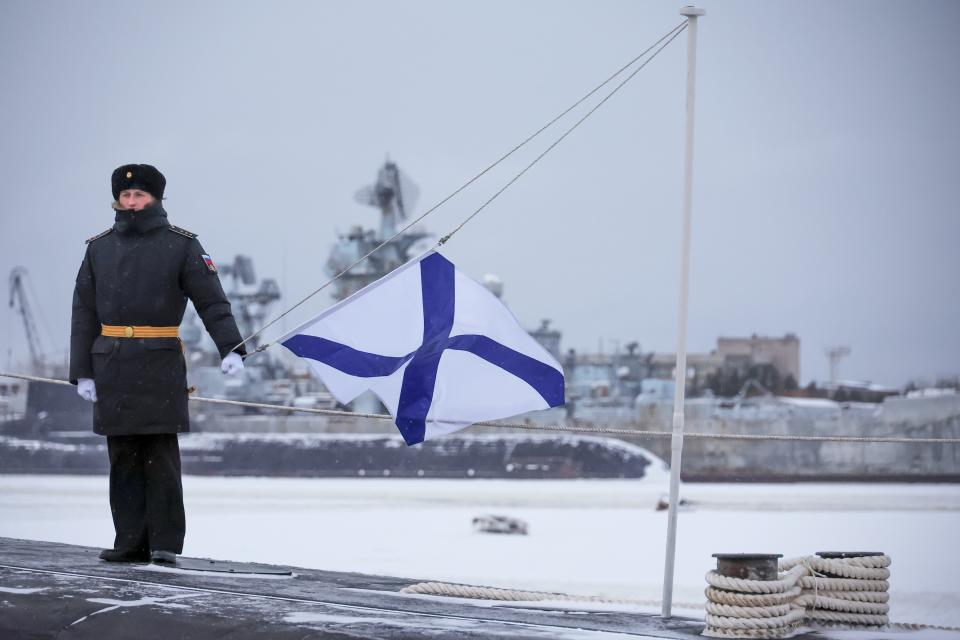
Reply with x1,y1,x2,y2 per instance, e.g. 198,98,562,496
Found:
201,254,217,273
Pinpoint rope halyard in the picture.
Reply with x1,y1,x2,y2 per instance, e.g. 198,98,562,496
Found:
436,22,688,248
232,21,688,356
2,371,959,445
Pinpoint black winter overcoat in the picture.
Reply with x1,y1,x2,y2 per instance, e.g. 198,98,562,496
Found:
69,203,244,436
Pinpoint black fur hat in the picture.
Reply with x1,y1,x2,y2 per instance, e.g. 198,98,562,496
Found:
111,164,166,201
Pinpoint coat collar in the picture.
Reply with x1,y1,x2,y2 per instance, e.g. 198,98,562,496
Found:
112,202,171,236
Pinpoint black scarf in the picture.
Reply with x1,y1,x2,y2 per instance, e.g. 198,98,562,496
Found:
113,202,171,236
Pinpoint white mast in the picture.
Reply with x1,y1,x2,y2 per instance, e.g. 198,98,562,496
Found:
661,5,704,618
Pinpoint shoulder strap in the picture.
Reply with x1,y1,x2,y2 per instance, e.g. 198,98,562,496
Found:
168,225,198,239
85,228,112,244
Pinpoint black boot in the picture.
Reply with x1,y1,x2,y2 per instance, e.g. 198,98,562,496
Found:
99,548,149,563
150,550,177,564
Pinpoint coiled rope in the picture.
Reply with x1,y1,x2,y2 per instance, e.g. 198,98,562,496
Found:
2,371,959,445
703,554,902,638
790,556,891,630
701,565,808,638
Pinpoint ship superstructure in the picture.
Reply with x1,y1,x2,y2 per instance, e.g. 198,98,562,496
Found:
326,161,433,302
181,160,433,412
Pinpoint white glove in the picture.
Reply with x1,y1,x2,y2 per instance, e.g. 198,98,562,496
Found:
77,378,97,403
221,352,244,376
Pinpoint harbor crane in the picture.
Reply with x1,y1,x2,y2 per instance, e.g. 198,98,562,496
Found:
8,267,46,373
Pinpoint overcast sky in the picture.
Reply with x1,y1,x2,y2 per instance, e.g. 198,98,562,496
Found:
1,0,957,387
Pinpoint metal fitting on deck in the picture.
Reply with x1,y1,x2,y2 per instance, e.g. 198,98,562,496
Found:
711,553,783,581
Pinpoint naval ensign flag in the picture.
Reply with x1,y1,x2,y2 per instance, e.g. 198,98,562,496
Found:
279,251,565,445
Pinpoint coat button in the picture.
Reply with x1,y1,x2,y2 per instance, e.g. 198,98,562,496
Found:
124,326,134,338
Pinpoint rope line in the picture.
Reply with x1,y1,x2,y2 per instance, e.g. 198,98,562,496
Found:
399,581,701,610
233,21,688,356
435,22,687,247
2,371,958,445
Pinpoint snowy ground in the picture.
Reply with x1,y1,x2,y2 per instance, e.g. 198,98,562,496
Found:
1,473,958,629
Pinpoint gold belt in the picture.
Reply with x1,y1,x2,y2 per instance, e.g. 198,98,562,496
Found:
101,324,180,338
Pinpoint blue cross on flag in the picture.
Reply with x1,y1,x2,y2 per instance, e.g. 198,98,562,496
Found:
279,251,565,445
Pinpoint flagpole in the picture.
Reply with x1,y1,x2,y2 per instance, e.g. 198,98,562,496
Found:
661,5,704,619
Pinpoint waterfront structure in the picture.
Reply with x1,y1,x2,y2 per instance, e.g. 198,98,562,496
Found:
717,333,800,383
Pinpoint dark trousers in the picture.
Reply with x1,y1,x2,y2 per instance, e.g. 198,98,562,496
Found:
106,434,185,554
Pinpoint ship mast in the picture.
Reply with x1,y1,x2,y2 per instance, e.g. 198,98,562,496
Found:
327,160,432,301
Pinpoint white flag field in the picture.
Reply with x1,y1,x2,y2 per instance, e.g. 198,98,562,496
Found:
277,251,565,445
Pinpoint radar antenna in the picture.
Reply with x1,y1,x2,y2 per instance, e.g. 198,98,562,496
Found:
354,160,420,238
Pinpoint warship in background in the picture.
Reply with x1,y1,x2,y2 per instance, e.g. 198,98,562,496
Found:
151,161,426,421
327,159,433,301
2,160,958,480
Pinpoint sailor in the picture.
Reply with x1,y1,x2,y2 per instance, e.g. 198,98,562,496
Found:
69,163,246,564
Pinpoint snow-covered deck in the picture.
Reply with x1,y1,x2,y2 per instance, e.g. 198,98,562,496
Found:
3,536,957,638
0,537,708,639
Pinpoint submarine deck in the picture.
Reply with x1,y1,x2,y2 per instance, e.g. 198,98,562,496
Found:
0,537,929,639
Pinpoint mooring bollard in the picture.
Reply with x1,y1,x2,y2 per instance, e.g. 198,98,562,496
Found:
705,551,892,637
712,553,783,581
